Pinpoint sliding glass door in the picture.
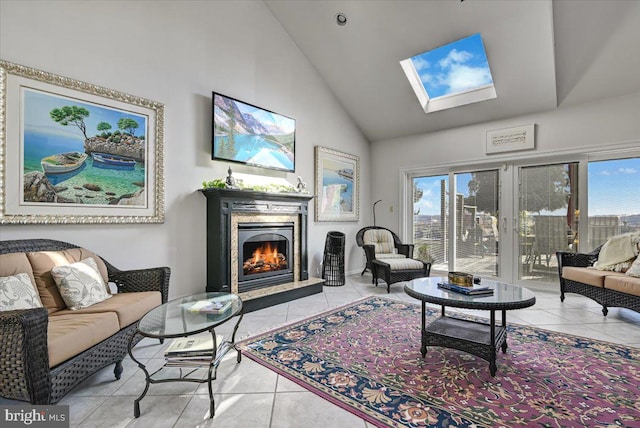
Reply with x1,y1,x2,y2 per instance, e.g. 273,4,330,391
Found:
587,157,640,248
407,153,638,289
411,169,499,276
518,163,578,283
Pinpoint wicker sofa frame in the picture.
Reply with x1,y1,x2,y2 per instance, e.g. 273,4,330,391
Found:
556,246,640,316
0,239,170,404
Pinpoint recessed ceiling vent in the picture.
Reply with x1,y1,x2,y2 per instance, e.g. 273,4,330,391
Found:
335,13,347,26
400,33,496,113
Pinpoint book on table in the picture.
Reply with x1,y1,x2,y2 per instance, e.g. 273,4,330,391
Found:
437,282,494,296
187,298,233,314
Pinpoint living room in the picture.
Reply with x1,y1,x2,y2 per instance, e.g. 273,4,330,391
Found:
1,1,639,427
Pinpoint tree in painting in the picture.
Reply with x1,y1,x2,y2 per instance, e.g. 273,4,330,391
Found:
50,106,90,139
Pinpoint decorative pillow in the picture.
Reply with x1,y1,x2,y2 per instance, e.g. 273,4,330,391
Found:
0,273,43,311
626,257,640,278
50,258,112,310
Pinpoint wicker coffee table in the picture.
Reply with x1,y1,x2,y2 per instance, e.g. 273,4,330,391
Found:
404,277,535,376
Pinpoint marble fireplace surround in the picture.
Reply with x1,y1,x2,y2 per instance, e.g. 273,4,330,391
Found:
230,212,300,299
200,188,323,312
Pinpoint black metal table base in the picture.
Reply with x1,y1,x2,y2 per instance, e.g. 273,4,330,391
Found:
128,312,243,418
420,302,507,376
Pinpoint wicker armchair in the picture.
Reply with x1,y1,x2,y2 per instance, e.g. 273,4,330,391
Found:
0,239,170,404
356,226,414,278
356,226,431,292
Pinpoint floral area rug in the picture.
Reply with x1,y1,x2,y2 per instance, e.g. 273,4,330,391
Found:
239,296,640,427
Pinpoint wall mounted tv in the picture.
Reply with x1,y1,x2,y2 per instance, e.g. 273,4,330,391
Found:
212,92,295,172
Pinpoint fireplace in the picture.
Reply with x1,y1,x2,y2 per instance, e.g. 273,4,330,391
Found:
200,188,323,312
237,223,294,291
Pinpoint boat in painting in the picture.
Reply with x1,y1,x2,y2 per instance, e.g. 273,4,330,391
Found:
337,168,353,181
91,152,137,170
41,152,88,174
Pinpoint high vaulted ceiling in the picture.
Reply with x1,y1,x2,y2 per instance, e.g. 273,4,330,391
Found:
265,0,640,142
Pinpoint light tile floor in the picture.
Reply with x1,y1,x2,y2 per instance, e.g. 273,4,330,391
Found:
3,274,639,427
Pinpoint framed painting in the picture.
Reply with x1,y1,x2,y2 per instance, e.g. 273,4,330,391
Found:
0,60,164,224
314,146,359,222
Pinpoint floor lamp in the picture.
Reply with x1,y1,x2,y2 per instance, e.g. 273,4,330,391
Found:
373,200,382,226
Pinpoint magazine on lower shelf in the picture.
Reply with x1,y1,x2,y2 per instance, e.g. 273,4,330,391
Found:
164,336,215,358
164,337,231,367
437,282,494,296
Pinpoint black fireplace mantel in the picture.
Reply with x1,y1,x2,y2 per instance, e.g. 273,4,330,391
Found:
199,188,313,295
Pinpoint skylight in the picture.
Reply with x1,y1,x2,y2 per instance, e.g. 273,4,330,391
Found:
400,33,496,114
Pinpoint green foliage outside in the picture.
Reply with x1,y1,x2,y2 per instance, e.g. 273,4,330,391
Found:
415,244,435,263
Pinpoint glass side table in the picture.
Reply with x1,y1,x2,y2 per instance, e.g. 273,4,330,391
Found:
128,292,243,418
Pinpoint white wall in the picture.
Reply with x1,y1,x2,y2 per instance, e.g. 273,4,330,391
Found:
0,1,371,297
371,92,640,233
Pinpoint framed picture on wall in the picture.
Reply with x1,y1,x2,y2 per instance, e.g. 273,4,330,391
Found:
0,60,165,224
314,146,359,222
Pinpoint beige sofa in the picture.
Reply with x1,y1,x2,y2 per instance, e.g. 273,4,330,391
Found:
557,237,640,315
0,239,170,404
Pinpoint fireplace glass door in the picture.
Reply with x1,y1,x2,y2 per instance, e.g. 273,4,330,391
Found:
237,224,294,291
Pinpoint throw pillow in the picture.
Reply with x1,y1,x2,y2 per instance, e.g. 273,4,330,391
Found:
0,273,43,311
626,257,640,278
50,257,112,310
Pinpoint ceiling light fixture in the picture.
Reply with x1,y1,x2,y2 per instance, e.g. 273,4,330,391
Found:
335,13,347,26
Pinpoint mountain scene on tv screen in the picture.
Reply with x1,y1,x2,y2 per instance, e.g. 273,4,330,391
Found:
214,95,295,171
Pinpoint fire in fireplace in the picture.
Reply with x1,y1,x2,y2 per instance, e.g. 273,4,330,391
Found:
237,223,294,292
243,241,288,275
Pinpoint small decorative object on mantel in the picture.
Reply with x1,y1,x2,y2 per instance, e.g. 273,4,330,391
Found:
448,271,474,287
225,166,238,189
296,176,308,193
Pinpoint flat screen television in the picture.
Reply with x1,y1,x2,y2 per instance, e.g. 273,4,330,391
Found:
212,92,295,172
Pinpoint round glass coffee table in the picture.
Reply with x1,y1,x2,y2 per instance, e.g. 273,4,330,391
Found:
404,277,535,376
128,292,243,418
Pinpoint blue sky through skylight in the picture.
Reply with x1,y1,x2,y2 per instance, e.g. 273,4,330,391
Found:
410,33,493,99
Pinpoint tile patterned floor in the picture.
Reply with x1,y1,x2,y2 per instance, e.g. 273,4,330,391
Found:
2,274,639,427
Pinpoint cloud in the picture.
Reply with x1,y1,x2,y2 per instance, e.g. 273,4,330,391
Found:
439,49,473,69
445,64,493,93
618,167,637,174
412,57,430,71
599,170,611,176
414,199,434,213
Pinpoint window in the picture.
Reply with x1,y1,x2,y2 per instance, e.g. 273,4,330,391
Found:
587,157,640,248
413,175,449,272
400,33,496,113
412,169,499,277
518,163,578,283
